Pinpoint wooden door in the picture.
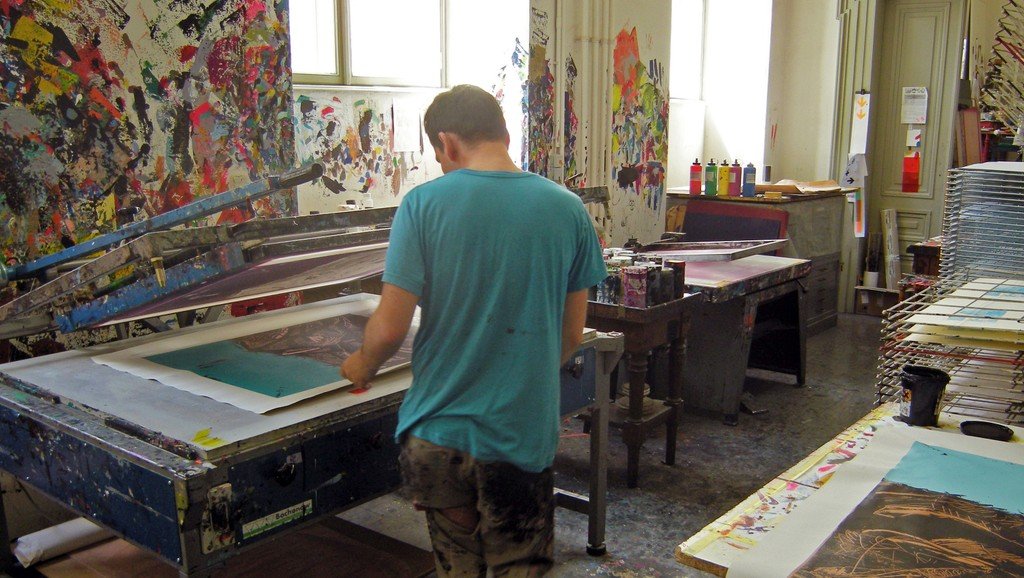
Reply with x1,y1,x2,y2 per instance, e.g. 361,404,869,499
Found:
867,0,965,283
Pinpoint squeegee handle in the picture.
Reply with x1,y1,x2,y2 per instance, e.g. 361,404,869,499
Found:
274,163,324,189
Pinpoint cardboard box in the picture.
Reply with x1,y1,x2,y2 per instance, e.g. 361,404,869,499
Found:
854,286,900,316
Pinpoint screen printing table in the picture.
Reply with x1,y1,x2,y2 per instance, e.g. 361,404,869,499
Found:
674,403,1024,576
682,255,811,425
0,294,623,576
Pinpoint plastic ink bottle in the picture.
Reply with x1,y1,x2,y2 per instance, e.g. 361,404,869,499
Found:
742,163,757,197
689,158,702,196
717,160,730,197
729,160,741,196
704,159,718,196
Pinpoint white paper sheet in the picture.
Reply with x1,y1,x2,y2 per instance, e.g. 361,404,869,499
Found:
727,423,1024,577
392,101,421,152
849,93,870,155
901,87,928,124
93,299,415,414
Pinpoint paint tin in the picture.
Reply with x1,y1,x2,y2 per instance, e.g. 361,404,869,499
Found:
597,265,623,305
659,268,675,304
622,266,648,308
666,260,686,298
645,265,661,307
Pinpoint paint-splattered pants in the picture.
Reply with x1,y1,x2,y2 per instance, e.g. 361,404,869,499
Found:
399,435,554,577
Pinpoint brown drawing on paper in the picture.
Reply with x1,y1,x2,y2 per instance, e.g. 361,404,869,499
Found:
792,481,1024,577
233,313,411,367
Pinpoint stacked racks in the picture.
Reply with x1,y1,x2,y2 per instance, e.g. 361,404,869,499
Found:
940,163,1024,278
877,163,1024,425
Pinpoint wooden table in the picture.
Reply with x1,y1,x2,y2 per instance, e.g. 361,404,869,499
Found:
683,255,812,425
674,403,1024,575
585,293,703,488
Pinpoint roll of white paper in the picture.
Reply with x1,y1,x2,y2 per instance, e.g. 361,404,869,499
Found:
12,517,115,568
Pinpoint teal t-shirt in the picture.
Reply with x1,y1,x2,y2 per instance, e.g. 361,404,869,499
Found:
384,169,607,472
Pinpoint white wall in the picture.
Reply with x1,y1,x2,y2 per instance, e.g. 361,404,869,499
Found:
763,0,840,182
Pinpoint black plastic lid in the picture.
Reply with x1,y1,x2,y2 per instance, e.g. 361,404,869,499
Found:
960,420,1014,442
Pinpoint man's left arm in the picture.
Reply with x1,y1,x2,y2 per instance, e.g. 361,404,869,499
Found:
341,283,419,388
561,289,589,365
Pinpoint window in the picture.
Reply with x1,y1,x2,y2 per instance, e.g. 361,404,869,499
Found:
289,0,444,87
667,0,772,190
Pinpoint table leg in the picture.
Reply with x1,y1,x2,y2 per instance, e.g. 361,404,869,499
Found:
0,486,13,573
722,299,759,426
586,349,613,555
623,351,649,488
664,327,685,466
796,284,807,387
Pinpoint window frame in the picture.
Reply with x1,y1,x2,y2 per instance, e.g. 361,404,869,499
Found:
291,0,447,88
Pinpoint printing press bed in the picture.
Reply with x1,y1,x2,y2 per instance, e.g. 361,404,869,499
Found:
0,293,621,576
0,185,623,576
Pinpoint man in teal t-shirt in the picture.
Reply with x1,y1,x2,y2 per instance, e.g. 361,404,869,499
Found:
341,85,606,576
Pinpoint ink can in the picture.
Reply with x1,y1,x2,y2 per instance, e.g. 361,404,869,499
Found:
659,268,676,303
666,260,686,298
622,266,648,308
645,265,661,307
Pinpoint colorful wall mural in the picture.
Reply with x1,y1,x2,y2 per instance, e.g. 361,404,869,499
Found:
564,55,582,185
292,91,438,215
527,5,554,179
610,26,668,225
493,38,529,170
0,0,295,268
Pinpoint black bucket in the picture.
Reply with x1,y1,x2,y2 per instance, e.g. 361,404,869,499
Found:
898,365,950,426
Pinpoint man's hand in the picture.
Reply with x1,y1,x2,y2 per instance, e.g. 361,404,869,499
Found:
339,284,419,390
341,348,377,389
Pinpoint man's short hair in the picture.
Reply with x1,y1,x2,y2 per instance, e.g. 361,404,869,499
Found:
423,84,508,150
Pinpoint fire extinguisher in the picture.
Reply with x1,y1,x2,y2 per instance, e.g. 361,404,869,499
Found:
902,151,920,193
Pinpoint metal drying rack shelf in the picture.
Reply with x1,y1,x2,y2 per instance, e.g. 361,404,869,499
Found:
875,269,1024,426
874,163,1024,425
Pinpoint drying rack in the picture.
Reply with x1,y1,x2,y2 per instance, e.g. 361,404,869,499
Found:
875,162,1024,425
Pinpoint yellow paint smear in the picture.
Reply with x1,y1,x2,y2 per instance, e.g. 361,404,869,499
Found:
192,427,225,448
96,193,116,227
11,18,53,67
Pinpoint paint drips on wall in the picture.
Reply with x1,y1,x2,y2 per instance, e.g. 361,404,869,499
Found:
611,27,668,214
494,38,529,170
564,55,583,186
292,91,437,215
527,7,554,178
0,0,295,266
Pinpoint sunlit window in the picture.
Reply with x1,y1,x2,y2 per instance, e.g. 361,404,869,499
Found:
288,0,443,87
289,0,338,76
346,0,442,86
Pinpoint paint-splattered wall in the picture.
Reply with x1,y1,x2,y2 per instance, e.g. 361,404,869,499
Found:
292,90,440,214
0,0,294,267
610,25,668,242
527,0,670,247
527,5,555,179
291,42,528,213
